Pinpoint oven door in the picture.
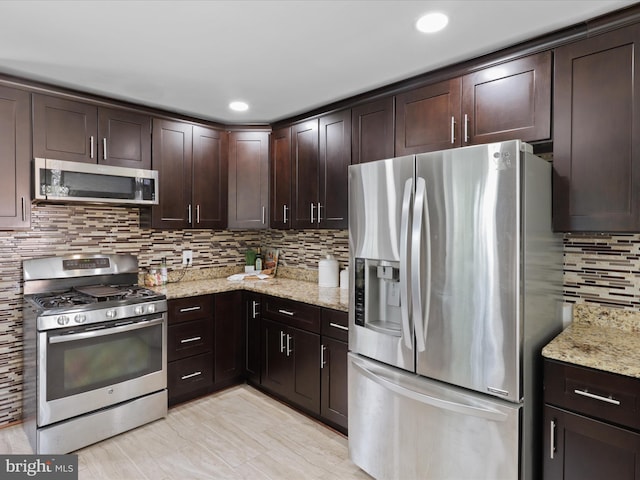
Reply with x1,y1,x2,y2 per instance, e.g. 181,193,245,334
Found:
37,314,167,427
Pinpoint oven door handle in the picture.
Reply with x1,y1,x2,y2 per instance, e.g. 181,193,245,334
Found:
48,317,164,344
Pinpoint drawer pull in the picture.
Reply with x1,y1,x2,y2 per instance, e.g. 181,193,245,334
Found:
181,371,202,380
573,389,621,405
329,322,349,331
278,309,295,316
180,336,202,344
179,306,201,313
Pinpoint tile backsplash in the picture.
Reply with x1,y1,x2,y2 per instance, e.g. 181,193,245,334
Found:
1,203,639,428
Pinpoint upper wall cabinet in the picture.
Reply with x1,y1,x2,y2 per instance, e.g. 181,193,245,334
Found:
270,127,292,229
394,51,552,156
553,24,640,232
0,86,31,229
352,97,395,164
228,131,269,229
146,119,227,229
32,94,151,168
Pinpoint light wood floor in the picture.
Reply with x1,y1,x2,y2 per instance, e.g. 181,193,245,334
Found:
0,385,371,479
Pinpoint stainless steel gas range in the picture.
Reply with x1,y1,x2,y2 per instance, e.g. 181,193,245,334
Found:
22,254,168,454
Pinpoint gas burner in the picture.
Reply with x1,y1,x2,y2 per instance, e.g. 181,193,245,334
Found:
32,291,96,309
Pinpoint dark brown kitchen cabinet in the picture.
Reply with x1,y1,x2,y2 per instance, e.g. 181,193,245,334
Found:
32,94,151,168
147,119,227,229
213,291,243,385
270,126,292,229
228,131,269,229
352,96,395,164
395,78,462,155
0,85,30,229
320,309,348,432
553,24,640,232
543,358,640,479
291,109,351,229
244,292,262,385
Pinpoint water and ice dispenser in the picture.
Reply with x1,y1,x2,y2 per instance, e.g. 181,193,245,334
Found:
354,258,402,335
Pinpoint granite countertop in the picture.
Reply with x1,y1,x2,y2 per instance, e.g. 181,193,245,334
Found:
542,303,640,378
148,266,349,312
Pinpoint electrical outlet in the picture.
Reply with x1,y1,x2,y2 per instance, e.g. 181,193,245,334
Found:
182,250,193,266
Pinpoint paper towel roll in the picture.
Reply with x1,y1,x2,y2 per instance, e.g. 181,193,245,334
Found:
318,254,339,287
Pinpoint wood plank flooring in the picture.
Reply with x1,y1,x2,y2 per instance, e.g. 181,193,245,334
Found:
0,385,371,479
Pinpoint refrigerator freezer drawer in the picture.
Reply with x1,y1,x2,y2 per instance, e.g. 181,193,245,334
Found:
348,353,521,480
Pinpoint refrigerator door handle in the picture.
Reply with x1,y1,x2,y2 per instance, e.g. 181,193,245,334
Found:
411,177,430,352
351,357,509,422
399,178,413,349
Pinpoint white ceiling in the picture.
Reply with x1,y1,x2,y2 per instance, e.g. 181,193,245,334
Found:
0,0,635,124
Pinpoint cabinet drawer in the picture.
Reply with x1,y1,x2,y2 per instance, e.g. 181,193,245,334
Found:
168,318,213,362
544,359,640,430
168,295,213,324
262,296,321,333
168,352,213,399
321,309,348,342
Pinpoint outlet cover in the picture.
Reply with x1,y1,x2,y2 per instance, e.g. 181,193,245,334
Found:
182,250,193,265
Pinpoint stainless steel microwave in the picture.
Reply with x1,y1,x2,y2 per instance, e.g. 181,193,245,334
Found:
34,158,159,205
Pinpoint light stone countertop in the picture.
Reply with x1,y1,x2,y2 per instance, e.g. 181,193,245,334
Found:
542,303,640,378
148,266,349,312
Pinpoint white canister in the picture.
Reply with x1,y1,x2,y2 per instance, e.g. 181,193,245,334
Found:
318,254,339,287
339,267,349,290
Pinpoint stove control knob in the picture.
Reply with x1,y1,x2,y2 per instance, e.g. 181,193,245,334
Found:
74,314,86,324
56,315,69,326
147,304,156,314
134,306,144,315
106,309,117,319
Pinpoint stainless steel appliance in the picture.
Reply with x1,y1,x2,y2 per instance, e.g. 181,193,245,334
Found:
348,140,562,479
22,254,168,454
33,158,159,205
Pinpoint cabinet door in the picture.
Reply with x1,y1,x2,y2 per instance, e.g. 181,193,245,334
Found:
244,293,261,384
261,319,290,397
228,131,269,229
289,326,321,414
150,119,192,229
395,78,461,155
352,97,395,164
193,126,228,229
270,127,292,229
97,108,151,169
213,291,243,384
0,86,30,229
544,405,640,480
319,110,351,229
321,336,348,430
291,119,319,228
462,51,551,145
33,94,98,163
553,24,640,231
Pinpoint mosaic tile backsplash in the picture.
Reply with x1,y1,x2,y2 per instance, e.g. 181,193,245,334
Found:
1,203,640,427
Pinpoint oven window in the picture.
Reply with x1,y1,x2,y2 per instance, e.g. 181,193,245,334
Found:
47,320,163,401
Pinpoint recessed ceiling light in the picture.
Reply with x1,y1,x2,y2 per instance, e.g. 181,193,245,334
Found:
415,12,449,33
229,101,249,112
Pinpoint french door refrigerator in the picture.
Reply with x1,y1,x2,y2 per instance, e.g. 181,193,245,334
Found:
348,140,562,480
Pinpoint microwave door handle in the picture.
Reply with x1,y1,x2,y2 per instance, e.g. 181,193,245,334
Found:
48,317,164,344
399,178,413,350
411,177,429,352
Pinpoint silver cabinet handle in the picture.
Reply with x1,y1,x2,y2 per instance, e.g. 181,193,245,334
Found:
90,136,94,159
188,204,192,225
450,116,455,144
286,334,292,356
550,419,556,460
179,306,201,313
283,204,288,224
280,330,286,353
103,138,107,160
278,309,295,316
310,203,315,224
181,371,202,380
252,301,260,319
262,206,266,224
180,336,202,344
329,322,348,331
320,344,327,369
21,197,25,222
464,114,469,143
196,204,201,224
573,389,621,405
317,202,322,224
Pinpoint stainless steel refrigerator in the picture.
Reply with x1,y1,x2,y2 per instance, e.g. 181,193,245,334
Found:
348,140,562,479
